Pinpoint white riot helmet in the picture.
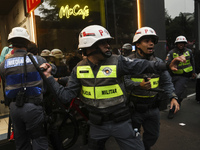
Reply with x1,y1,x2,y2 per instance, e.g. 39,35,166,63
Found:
8,27,30,42
49,49,64,58
122,43,132,51
78,25,113,49
132,27,158,44
174,35,187,44
40,49,50,57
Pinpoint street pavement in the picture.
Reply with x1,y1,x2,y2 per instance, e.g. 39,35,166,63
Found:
1,79,199,150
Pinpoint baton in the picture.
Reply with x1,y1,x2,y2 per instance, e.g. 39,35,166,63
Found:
28,53,67,112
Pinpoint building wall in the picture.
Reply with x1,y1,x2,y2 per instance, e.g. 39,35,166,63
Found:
142,0,167,60
0,0,34,117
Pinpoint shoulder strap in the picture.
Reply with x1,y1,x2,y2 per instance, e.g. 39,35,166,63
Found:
22,53,27,91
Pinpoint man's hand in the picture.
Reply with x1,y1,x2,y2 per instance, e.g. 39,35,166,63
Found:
169,55,186,71
140,78,151,90
40,63,52,78
170,98,180,113
191,73,196,79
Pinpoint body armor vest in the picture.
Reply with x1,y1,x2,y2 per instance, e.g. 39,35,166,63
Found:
128,53,160,98
172,49,193,74
4,52,43,98
76,55,125,110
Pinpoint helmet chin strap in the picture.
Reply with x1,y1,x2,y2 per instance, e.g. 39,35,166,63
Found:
138,48,154,59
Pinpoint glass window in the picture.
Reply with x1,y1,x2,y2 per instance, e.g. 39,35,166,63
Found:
34,0,137,54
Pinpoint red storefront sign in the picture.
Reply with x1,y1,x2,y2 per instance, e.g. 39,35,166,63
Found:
26,0,43,13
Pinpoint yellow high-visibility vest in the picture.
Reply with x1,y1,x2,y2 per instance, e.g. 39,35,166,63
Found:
76,55,125,109
172,51,193,74
130,76,160,98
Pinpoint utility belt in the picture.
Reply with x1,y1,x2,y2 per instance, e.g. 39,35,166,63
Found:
89,107,130,125
11,91,42,107
130,95,159,113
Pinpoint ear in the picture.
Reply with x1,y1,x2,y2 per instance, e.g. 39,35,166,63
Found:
136,43,140,49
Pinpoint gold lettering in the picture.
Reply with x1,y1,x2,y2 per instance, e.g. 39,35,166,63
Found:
59,4,89,19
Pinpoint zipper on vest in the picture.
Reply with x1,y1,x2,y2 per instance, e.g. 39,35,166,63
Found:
93,71,98,107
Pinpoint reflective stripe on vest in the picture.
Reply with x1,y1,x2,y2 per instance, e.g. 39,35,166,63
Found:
77,65,117,78
172,51,193,74
77,66,94,78
77,65,123,99
82,84,123,99
4,56,42,98
131,77,159,89
130,77,159,98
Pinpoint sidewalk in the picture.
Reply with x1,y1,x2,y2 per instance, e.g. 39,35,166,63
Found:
152,94,200,150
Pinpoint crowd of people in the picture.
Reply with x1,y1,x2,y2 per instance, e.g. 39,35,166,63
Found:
0,25,196,150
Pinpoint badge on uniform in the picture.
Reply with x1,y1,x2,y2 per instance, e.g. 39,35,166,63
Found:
102,67,112,76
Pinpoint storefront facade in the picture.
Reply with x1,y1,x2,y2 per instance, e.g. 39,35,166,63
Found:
0,0,166,56
33,0,138,53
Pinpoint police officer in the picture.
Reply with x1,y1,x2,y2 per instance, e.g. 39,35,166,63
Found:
0,27,48,150
166,35,196,118
121,43,133,56
40,49,51,62
124,27,180,150
49,49,70,78
41,25,185,150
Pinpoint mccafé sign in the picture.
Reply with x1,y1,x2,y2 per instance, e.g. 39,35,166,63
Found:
59,4,89,19
26,0,43,13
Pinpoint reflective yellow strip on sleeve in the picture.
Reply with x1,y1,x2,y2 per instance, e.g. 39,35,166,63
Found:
81,85,95,99
95,84,123,99
77,66,94,78
96,65,117,78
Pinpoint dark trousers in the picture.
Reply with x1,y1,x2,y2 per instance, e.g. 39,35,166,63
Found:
88,119,145,150
132,108,160,150
196,78,200,101
172,76,189,102
10,102,48,150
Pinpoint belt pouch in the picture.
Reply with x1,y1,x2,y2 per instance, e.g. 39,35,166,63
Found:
15,91,26,107
113,107,130,123
89,113,102,125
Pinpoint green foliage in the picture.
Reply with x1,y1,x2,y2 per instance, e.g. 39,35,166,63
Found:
165,11,195,49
